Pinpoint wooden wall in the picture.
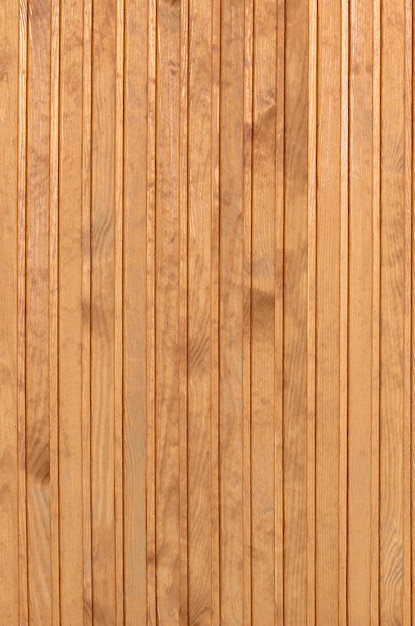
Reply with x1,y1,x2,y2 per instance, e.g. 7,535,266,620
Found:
0,0,413,624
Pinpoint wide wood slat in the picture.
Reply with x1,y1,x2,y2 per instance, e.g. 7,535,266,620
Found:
1,1,414,624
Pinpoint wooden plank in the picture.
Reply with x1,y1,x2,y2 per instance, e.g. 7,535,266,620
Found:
339,0,349,622
146,0,157,620
348,0,373,621
371,0,380,623
379,0,409,623
18,2,29,623
58,1,84,622
187,0,219,620
284,0,308,622
250,0,276,621
0,1,19,622
179,0,189,622
307,1,317,623
315,1,341,624
91,0,117,620
81,0,93,620
275,0,285,621
26,0,53,620
123,0,148,621
49,0,60,621
243,0,253,621
154,0,181,620
114,0,124,621
219,0,244,622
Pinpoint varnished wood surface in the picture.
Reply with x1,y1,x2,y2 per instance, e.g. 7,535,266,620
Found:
0,0,414,624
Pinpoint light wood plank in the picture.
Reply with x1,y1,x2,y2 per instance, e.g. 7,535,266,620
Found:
58,1,84,622
91,0,117,620
187,0,219,620
380,0,409,623
146,0,157,621
154,0,181,621
284,0,309,622
251,0,276,622
0,1,20,622
348,0,374,621
18,2,29,623
315,1,341,624
81,0,93,620
219,1,244,622
242,0,253,621
26,0,53,620
123,0,148,622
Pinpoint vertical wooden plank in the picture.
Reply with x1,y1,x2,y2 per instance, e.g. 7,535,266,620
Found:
371,0,380,623
250,0,276,621
380,0,410,623
211,0,221,620
348,0,373,621
49,0,60,621
243,0,253,621
315,1,341,624
114,0,124,621
91,0,116,620
339,0,349,622
146,0,157,620
18,1,29,623
275,0,285,621
0,1,19,622
403,2,412,623
307,1,317,623
26,0,52,620
81,0,93,620
179,0,189,622
123,0,148,621
154,0,181,620
284,0,308,622
58,0,85,623
187,0,220,619
219,2,244,621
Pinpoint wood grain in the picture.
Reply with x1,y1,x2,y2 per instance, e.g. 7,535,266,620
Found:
0,2,19,623
1,1,414,623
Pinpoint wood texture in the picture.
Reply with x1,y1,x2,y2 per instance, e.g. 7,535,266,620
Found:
1,1,414,624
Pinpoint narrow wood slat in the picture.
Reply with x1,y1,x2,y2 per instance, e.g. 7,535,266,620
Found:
155,0,181,620
348,0,373,620
371,0,380,622
91,0,117,618
315,1,342,624
114,0,124,621
58,0,85,623
307,1,317,623
81,0,93,621
251,0,277,621
26,0,53,619
49,0,60,621
339,0,349,623
187,0,218,620
275,0,285,619
242,0,253,621
18,1,29,623
211,0,221,621
218,0,245,620
379,0,408,622
123,0,148,622
0,1,20,622
179,0,189,622
146,0,157,622
284,0,309,622
403,1,413,623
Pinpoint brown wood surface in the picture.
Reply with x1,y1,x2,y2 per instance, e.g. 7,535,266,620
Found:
1,1,414,624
